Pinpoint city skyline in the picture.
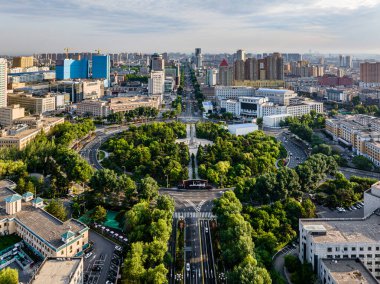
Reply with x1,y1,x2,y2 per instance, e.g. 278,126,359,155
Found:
1,0,380,55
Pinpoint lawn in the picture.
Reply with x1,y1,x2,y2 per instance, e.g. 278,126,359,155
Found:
0,234,22,252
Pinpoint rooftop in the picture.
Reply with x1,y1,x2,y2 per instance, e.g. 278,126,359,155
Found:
0,187,87,249
228,123,258,130
4,194,22,203
31,257,82,284
321,259,378,284
300,213,380,244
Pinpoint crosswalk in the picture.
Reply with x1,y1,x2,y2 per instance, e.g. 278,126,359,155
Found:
173,211,216,219
185,199,206,212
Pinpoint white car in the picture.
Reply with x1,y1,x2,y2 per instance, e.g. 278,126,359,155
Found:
186,263,190,271
205,227,209,233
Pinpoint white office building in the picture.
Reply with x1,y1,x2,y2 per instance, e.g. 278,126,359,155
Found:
148,71,164,95
228,123,258,136
220,99,240,115
0,58,7,107
255,88,297,105
263,114,291,128
239,97,269,117
215,86,255,101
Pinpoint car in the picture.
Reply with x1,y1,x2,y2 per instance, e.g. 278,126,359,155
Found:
186,263,190,271
92,265,101,272
359,202,364,206
205,227,209,233
84,252,93,259
115,245,122,251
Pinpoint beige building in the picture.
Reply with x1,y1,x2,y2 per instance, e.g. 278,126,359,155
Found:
0,58,7,108
0,116,64,150
31,257,83,284
109,95,161,113
82,80,105,100
12,56,34,68
0,104,25,126
8,93,56,114
0,182,89,258
76,100,110,117
325,115,380,166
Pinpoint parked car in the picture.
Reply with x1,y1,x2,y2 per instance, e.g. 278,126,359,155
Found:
84,252,93,259
186,263,190,272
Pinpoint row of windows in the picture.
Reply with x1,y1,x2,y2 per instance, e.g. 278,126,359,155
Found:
327,246,380,252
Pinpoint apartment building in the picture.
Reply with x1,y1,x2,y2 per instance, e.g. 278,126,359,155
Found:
30,257,83,284
0,182,89,258
148,71,164,95
8,93,56,114
325,115,380,166
12,56,34,68
0,58,7,108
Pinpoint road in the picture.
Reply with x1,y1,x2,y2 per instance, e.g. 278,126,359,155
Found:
199,219,216,284
276,132,308,168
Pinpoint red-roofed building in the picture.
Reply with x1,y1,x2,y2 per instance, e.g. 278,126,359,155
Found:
219,59,229,67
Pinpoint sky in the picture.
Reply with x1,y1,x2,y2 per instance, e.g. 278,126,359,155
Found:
1,0,380,55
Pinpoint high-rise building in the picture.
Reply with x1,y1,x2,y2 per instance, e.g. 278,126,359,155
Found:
0,58,7,107
339,54,344,67
206,69,218,86
195,48,203,68
148,71,165,95
92,55,111,87
218,59,233,86
360,62,380,83
345,55,352,68
244,58,259,80
234,60,245,81
12,56,34,68
150,53,164,72
56,59,89,80
236,49,246,61
265,52,284,80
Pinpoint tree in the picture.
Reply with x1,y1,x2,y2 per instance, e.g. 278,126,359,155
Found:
138,176,159,202
45,199,67,221
352,155,374,171
256,117,263,128
91,205,107,223
0,267,18,284
228,255,271,284
123,242,146,281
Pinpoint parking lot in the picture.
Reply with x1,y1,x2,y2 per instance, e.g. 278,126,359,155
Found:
83,231,122,284
316,204,364,218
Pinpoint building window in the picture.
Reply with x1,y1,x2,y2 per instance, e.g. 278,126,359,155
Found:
335,255,341,259
360,247,364,251
369,247,372,251
327,255,333,259
376,254,380,258
343,247,348,251
352,247,356,251
359,254,365,258
351,255,356,258
368,254,372,258
336,247,340,252
327,248,332,252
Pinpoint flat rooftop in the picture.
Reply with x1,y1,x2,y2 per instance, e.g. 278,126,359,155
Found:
322,259,378,284
0,187,87,249
300,213,380,243
31,257,82,284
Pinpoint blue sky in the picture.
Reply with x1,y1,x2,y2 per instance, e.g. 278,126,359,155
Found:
1,0,379,55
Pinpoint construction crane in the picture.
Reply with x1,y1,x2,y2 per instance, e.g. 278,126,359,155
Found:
64,48,70,59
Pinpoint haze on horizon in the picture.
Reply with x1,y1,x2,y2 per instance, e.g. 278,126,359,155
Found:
1,0,380,55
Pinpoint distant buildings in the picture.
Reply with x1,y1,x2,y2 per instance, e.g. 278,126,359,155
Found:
0,58,7,107
218,59,233,86
236,49,246,61
206,69,218,86
12,56,34,68
360,62,380,83
7,93,56,114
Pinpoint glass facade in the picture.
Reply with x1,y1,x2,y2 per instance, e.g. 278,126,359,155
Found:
92,55,110,87
56,59,89,80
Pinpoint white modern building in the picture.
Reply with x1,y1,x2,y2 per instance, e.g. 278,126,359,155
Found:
0,58,7,107
206,69,218,86
220,99,239,115
263,114,291,128
255,88,297,105
228,123,258,136
239,97,269,117
215,86,255,101
148,71,164,95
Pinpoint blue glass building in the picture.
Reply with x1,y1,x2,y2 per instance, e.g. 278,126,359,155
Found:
56,59,89,80
92,55,110,87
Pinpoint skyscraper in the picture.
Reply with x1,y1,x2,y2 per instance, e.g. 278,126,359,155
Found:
265,52,284,80
218,59,233,86
244,58,259,80
195,48,203,68
345,55,352,68
234,60,245,81
236,49,246,61
92,54,111,87
0,59,7,107
150,53,165,72
339,55,345,67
